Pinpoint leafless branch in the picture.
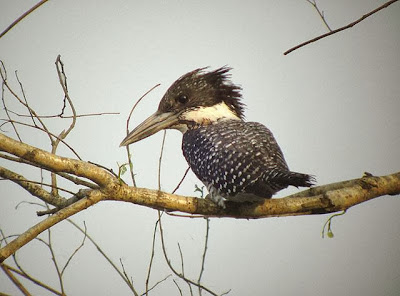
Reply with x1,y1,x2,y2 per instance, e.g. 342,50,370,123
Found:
0,0,50,39
198,218,210,295
157,211,220,296
306,0,332,31
0,263,62,295
66,219,139,295
145,218,159,295
124,83,160,187
285,0,399,55
1,263,32,296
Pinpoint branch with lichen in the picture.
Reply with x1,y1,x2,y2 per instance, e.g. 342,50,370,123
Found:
1,132,399,262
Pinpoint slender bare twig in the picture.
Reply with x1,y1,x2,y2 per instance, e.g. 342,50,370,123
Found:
177,243,194,295
173,279,184,296
0,61,54,145
66,219,139,295
61,222,87,276
171,166,191,194
306,0,332,31
198,218,210,295
0,119,82,159
0,263,62,295
119,259,135,291
0,0,50,39
145,218,159,296
0,263,32,296
141,274,172,296
158,131,167,190
157,211,219,296
46,224,65,294
51,55,78,197
7,109,119,119
284,0,399,55
124,83,160,187
15,71,36,127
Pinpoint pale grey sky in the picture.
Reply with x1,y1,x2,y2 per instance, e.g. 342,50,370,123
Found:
1,1,399,295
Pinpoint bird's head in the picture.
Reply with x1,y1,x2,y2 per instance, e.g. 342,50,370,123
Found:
120,66,245,146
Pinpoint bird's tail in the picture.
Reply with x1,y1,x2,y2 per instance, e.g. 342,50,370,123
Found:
286,171,316,188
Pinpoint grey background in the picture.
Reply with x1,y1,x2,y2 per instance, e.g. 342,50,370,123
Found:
1,0,399,295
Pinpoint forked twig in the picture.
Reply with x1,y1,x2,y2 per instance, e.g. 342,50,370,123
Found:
285,0,399,55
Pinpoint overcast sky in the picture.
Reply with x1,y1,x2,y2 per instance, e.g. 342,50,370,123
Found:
1,1,399,295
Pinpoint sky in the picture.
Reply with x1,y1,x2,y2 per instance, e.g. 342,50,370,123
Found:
1,1,400,295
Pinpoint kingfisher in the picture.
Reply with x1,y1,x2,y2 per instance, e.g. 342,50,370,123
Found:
120,67,315,207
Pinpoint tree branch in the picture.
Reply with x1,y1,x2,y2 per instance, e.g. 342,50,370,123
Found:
284,0,399,55
0,131,399,262
0,0,50,39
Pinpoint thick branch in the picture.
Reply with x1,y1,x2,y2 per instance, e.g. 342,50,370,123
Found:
0,166,67,207
111,172,400,218
0,133,115,187
0,131,399,262
0,190,104,262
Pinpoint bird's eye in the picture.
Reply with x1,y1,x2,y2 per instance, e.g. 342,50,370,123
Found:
176,95,188,104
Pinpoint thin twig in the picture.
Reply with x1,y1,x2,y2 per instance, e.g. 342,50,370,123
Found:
47,223,65,294
1,263,62,295
119,258,135,290
306,0,332,31
157,211,219,296
7,109,119,119
0,0,49,39
158,130,167,190
198,218,210,295
284,0,399,55
0,263,32,296
172,166,191,194
145,218,159,296
0,119,82,159
1,63,22,141
124,83,160,187
66,219,139,296
141,274,172,296
173,279,184,296
61,221,87,276
177,243,194,295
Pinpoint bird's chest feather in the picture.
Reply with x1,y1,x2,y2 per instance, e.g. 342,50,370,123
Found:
181,120,272,196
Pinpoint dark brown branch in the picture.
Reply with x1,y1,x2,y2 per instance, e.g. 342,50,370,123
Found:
284,0,399,55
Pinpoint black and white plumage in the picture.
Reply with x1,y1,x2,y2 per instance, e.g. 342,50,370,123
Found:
120,67,315,207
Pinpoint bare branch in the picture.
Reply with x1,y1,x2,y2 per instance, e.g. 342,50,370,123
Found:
0,133,116,187
145,219,159,295
0,263,62,295
66,219,139,295
306,0,332,31
285,0,399,55
157,211,219,296
0,0,50,39
0,166,66,206
0,131,399,262
198,218,210,295
124,83,160,187
1,263,32,296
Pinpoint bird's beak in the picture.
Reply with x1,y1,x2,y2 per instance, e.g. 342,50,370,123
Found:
120,111,179,146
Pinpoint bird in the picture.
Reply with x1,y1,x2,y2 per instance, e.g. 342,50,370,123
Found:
120,67,315,208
